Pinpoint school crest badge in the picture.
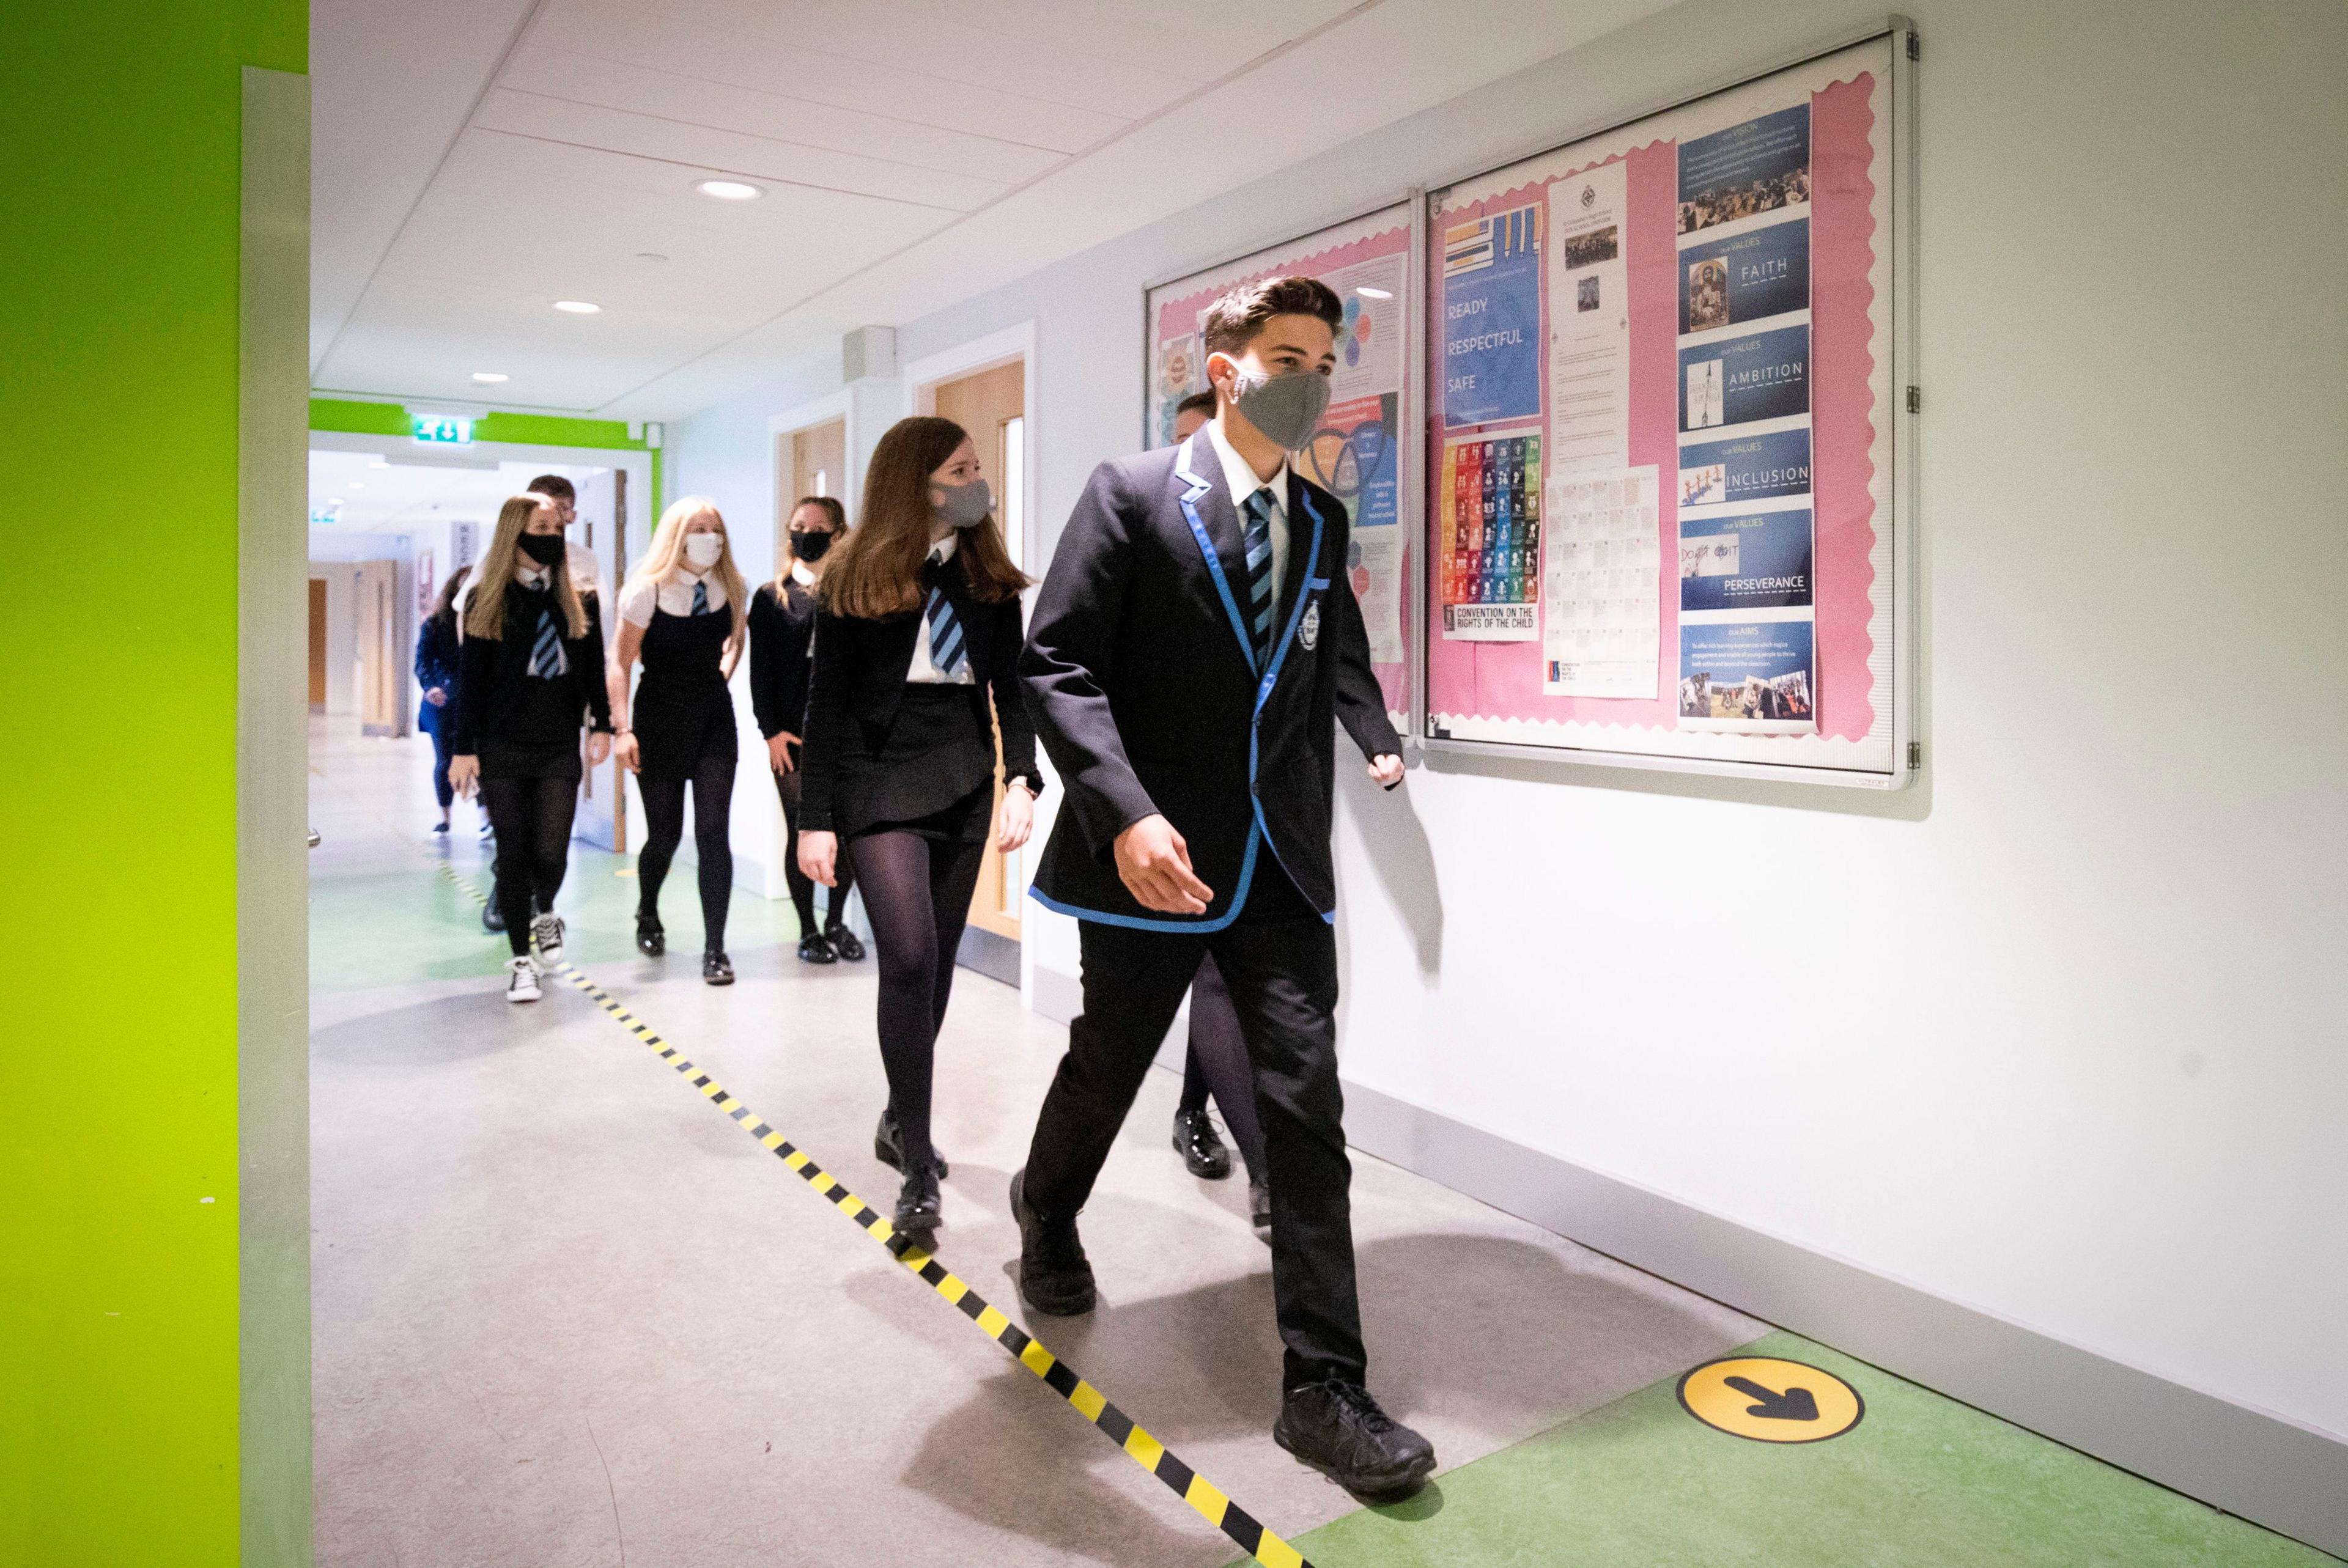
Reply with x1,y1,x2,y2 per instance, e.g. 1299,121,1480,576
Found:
1299,598,1321,650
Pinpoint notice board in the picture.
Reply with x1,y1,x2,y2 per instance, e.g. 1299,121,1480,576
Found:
1423,28,1914,786
1145,202,1419,729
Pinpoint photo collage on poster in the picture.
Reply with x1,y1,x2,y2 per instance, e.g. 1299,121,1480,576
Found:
1673,100,1819,734
1438,202,1545,640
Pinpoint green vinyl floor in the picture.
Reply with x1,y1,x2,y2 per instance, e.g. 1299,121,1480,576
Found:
1279,1329,2337,1568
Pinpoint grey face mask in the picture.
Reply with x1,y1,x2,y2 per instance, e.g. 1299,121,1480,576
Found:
933,477,994,529
1227,366,1332,452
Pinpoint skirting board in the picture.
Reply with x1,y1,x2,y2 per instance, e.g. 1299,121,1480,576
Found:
1340,1082,2348,1558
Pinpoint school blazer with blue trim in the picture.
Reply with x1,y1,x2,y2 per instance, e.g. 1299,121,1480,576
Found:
1020,432,1401,929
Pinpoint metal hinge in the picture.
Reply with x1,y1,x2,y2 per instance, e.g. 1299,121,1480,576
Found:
1906,385,1921,414
1907,741,1922,770
1907,34,1920,61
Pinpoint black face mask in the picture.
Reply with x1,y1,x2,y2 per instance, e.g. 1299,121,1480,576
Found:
789,529,833,562
517,532,566,567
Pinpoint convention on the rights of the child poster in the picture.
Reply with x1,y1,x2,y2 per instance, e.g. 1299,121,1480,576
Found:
1438,429,1541,641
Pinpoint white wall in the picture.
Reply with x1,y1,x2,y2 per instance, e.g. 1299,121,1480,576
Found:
666,0,2348,1452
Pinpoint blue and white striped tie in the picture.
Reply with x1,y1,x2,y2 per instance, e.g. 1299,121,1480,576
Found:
1242,488,1277,665
529,609,567,679
691,579,709,616
923,587,967,677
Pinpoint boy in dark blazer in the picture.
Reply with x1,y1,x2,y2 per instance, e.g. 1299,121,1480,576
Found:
1012,276,1434,1500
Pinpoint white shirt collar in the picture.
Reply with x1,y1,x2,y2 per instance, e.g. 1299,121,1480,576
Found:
790,559,816,587
515,559,553,590
926,532,960,565
1205,416,1290,518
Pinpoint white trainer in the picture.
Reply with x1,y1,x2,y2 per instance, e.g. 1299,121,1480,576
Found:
531,911,565,963
504,954,542,1003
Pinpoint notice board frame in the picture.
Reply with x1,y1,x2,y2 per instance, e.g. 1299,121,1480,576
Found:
1414,18,1918,789
1140,196,1429,733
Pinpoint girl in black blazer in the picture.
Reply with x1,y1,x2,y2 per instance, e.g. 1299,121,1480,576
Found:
414,565,468,834
797,417,1043,1232
747,495,862,965
447,494,614,1003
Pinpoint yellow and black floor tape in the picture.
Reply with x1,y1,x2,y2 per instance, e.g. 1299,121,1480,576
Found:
440,864,1315,1568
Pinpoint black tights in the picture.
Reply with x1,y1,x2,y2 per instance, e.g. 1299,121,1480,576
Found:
773,760,856,935
636,753,736,952
479,775,578,957
1179,954,1269,1183
852,817,988,1171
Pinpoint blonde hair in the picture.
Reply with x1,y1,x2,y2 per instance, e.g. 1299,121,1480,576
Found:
627,495,748,645
466,494,587,641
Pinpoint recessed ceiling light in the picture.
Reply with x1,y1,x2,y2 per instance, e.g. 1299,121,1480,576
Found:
471,371,509,384
695,179,762,201
1356,286,1394,300
553,300,601,314
348,482,365,490
369,459,389,469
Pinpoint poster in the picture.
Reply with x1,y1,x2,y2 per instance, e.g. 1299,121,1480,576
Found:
1441,202,1543,429
1438,431,1541,640
1681,219,1811,332
1425,37,1894,774
1546,161,1631,472
1677,507,1813,611
1678,322,1811,432
1677,617,1816,734
1676,103,1812,235
1543,465,1659,697
1677,427,1812,509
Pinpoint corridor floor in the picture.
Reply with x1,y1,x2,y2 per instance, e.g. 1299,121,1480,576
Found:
308,728,2336,1568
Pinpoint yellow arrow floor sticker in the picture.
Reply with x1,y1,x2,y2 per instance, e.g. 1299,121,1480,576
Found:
440,866,1313,1568
1677,1355,1865,1443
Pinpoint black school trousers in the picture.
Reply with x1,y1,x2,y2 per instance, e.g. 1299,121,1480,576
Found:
1021,867,1365,1390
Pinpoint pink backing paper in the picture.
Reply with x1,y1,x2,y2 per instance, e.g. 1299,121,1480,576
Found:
1425,72,1879,742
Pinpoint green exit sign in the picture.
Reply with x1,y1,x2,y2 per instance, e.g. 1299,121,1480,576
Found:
412,413,474,445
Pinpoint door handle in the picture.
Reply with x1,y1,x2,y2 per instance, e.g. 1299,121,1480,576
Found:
308,828,321,848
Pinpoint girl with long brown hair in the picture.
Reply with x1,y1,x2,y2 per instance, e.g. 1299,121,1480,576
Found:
796,416,1042,1232
608,496,749,984
446,494,614,1003
748,494,863,965
415,564,470,834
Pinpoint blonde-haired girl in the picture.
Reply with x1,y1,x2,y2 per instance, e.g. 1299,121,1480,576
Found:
608,496,748,983
448,493,613,1003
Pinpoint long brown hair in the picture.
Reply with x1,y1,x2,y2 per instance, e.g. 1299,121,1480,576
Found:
465,494,588,641
427,565,470,627
819,417,1027,619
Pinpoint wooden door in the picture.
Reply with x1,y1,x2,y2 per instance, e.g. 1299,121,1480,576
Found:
307,578,328,711
932,360,1027,944
354,560,401,736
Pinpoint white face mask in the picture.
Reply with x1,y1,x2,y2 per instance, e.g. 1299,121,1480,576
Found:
684,532,724,569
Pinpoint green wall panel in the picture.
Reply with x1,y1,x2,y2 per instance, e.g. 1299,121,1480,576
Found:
0,4,305,1566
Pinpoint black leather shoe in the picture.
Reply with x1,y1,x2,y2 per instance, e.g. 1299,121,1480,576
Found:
1173,1106,1233,1180
893,1163,942,1233
797,933,838,964
1010,1168,1095,1316
825,924,866,962
636,911,665,956
1274,1380,1436,1501
874,1111,947,1179
1249,1178,1273,1231
702,951,734,985
481,890,505,933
